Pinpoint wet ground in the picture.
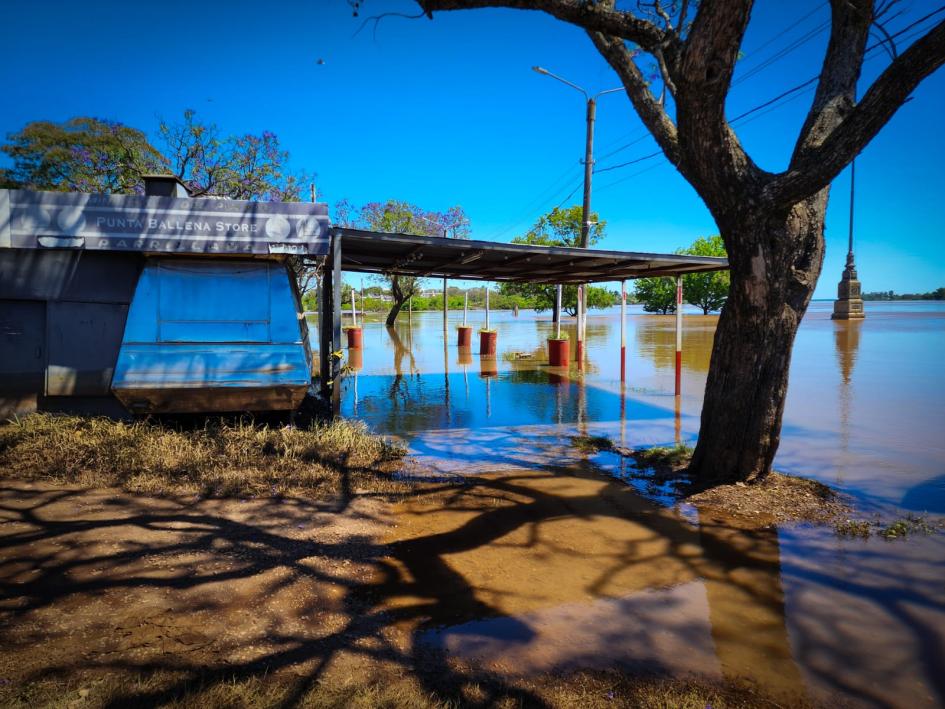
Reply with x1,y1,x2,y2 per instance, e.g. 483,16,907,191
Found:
319,301,945,708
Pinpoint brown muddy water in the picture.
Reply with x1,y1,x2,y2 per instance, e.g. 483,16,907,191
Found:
311,301,945,708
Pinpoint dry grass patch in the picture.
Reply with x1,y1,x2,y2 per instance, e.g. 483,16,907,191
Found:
0,413,406,499
0,668,821,709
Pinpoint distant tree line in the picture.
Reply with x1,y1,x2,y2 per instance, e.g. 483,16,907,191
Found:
862,288,945,301
634,235,729,314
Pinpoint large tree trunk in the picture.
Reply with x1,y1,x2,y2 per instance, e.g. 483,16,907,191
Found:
689,192,828,485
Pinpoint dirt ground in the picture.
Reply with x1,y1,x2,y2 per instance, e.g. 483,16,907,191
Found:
0,481,411,705
0,469,826,708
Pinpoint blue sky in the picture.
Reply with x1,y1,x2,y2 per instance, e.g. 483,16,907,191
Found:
1,0,943,296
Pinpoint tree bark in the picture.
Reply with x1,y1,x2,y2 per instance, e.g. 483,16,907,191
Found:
689,191,828,485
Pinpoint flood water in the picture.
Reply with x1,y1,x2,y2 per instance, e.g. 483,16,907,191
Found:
311,301,945,708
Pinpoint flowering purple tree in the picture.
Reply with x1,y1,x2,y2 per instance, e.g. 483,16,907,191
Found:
334,199,471,326
158,110,311,201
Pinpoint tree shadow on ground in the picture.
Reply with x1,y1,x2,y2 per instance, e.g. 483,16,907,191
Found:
0,461,941,708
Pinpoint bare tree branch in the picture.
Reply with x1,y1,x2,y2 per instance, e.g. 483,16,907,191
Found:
588,31,681,166
766,16,945,207
417,0,674,53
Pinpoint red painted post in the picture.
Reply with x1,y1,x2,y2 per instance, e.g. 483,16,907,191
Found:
620,280,626,383
675,274,683,396
576,284,585,369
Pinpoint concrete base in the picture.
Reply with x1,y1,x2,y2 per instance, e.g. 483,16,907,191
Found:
831,257,865,320
831,298,865,320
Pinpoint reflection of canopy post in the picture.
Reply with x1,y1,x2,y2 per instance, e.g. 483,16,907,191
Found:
675,274,683,397
620,280,627,383
319,230,342,408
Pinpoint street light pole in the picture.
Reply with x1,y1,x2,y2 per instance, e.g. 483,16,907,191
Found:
533,66,621,356
581,96,596,249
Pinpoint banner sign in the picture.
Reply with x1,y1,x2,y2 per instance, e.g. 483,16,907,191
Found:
0,189,331,256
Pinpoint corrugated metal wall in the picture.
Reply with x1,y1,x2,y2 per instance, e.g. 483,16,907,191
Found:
0,249,142,417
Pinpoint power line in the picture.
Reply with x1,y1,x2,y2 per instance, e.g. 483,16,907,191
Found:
732,20,830,87
589,4,945,189
500,2,945,232
594,3,830,168
740,1,828,58
594,149,664,174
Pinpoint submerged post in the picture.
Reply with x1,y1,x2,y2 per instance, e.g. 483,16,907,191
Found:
319,230,343,408
675,274,682,397
443,276,448,330
352,289,358,328
620,280,626,383
555,284,562,339
576,284,584,369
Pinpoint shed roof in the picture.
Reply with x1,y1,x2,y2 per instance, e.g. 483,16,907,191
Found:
336,228,728,284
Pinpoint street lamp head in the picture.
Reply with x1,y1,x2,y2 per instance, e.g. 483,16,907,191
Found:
532,65,549,75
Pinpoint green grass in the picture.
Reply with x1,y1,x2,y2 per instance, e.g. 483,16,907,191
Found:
0,413,406,498
633,444,694,468
570,435,616,453
836,514,944,540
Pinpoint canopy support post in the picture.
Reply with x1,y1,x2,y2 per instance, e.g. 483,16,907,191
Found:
576,284,584,370
620,280,626,383
675,274,683,397
319,230,343,412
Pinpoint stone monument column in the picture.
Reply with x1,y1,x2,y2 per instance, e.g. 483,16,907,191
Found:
832,249,865,320
832,158,865,320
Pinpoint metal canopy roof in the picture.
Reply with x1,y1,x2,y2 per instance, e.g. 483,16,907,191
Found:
336,228,728,284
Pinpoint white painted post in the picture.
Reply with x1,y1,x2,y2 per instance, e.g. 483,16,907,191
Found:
352,289,358,328
485,287,490,330
576,284,584,367
555,285,562,339
675,274,683,396
443,276,448,331
463,291,468,326
620,280,626,383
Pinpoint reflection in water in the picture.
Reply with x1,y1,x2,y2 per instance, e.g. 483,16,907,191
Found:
835,320,862,477
320,304,945,707
634,315,716,373
834,319,863,386
380,470,806,703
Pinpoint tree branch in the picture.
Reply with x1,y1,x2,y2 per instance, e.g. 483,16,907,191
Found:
671,0,760,203
766,16,945,207
417,0,672,52
790,0,872,165
676,0,753,127
588,31,681,166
